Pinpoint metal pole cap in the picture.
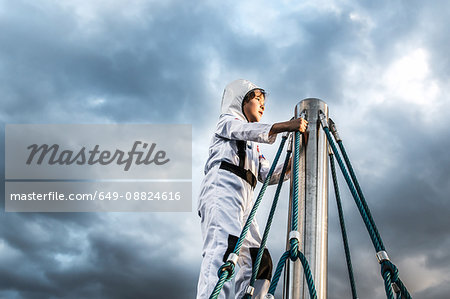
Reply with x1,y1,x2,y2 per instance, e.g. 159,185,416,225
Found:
264,294,275,299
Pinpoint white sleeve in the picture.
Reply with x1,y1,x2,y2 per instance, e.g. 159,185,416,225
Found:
258,151,291,185
215,115,277,144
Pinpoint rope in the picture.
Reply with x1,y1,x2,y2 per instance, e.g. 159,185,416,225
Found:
329,153,358,299
290,131,301,257
209,135,287,299
209,113,413,299
265,130,317,298
267,251,290,295
337,139,414,298
337,140,385,250
267,250,317,299
291,131,301,232
233,136,287,254
322,126,383,252
380,260,412,299
209,268,231,299
321,116,412,299
243,144,292,299
383,270,395,299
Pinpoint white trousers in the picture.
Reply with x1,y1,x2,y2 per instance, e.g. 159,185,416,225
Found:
196,174,272,299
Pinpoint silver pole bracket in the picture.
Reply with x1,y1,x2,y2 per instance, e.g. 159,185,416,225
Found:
245,285,255,296
328,118,341,142
376,251,390,264
287,133,293,152
299,110,307,120
289,230,301,243
226,253,239,266
327,145,333,156
319,111,328,128
264,294,275,299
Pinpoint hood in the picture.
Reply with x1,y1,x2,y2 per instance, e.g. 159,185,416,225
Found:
220,79,263,122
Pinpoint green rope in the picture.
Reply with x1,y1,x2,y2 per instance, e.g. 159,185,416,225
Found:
290,131,301,257
337,139,385,250
243,146,292,298
233,136,287,254
322,116,412,299
267,251,290,295
267,250,317,299
209,136,287,299
266,129,317,298
322,126,383,251
209,268,231,299
329,152,358,299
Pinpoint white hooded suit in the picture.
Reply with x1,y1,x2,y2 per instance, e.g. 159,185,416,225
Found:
196,79,289,299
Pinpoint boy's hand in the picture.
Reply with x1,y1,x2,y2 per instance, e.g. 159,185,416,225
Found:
290,117,308,133
299,117,308,133
269,117,309,136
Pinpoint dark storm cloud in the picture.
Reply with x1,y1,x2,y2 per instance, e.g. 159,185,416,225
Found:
1,0,450,298
0,208,198,298
0,1,208,296
41,222,197,299
362,106,450,265
415,280,450,299
269,9,364,102
0,1,226,124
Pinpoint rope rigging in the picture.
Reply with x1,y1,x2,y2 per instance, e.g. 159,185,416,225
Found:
319,111,411,299
264,130,317,299
328,146,358,299
243,134,292,299
208,110,412,299
209,134,288,299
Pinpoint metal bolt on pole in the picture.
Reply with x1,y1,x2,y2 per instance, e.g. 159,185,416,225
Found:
284,98,329,299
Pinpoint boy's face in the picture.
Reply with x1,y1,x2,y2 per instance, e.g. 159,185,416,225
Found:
243,89,265,122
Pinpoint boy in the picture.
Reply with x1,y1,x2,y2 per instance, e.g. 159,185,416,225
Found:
196,79,308,299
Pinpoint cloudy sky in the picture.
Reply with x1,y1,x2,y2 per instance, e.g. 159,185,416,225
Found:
1,0,450,298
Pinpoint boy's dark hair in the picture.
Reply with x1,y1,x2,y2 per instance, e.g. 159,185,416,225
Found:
242,88,266,106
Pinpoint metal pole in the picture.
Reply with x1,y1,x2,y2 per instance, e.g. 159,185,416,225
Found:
284,98,329,299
